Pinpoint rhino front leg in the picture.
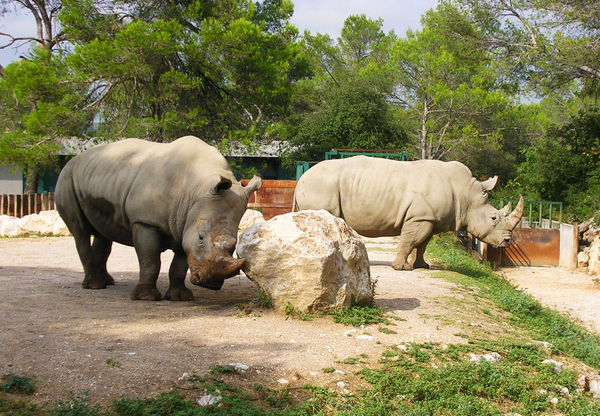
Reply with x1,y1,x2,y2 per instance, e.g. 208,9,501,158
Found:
130,223,162,301
164,250,194,301
392,221,434,271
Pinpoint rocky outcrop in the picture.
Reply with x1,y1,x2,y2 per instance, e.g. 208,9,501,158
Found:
236,210,373,313
0,210,70,237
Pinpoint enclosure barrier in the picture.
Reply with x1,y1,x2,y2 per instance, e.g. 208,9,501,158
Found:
0,193,56,218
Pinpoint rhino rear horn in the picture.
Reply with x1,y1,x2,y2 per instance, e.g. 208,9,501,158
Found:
499,202,512,217
507,196,524,229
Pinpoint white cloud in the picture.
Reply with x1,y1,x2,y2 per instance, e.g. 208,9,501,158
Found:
290,0,439,39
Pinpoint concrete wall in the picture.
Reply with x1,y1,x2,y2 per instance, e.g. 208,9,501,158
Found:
0,165,23,194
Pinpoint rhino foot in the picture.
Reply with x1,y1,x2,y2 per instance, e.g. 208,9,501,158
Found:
164,287,194,301
82,272,114,289
391,261,413,271
412,261,430,270
130,284,162,301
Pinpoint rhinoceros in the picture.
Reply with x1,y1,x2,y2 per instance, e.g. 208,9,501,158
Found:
293,156,523,270
55,135,262,300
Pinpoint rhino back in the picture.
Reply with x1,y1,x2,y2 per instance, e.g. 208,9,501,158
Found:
62,136,231,245
297,156,473,237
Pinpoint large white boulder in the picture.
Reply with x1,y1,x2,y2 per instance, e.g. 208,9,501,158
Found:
20,212,55,236
238,209,265,233
0,215,22,237
237,210,373,313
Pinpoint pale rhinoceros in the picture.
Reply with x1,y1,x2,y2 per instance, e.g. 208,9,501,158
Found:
293,156,523,270
55,136,262,300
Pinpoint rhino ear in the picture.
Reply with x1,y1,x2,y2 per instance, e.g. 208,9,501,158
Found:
244,174,262,198
481,176,498,192
211,176,232,194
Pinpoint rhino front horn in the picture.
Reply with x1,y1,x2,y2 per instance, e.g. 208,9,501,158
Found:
507,196,524,229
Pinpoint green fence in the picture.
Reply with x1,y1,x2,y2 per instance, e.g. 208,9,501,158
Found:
296,149,408,180
497,199,563,228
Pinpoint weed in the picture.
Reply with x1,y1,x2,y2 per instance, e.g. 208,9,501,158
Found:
0,373,34,394
50,393,101,416
322,367,335,373
105,359,121,369
378,327,397,334
254,290,272,309
209,364,237,375
283,303,316,321
328,303,389,326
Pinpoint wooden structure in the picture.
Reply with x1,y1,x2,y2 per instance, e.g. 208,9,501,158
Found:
0,193,56,217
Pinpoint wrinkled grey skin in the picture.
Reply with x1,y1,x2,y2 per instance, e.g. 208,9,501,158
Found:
294,156,523,271
55,136,262,300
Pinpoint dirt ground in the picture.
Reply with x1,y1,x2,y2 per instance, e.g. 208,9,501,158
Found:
1,236,598,405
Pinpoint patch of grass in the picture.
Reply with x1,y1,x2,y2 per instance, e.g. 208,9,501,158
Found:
283,303,316,321
328,303,389,326
427,233,600,370
105,359,122,369
51,393,102,416
254,290,272,309
322,367,335,373
209,365,237,375
378,327,397,335
0,374,34,395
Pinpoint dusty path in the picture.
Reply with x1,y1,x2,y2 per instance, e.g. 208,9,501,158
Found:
500,266,600,333
1,237,469,405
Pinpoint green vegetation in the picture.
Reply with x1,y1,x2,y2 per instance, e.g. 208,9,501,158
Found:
0,374,34,395
328,304,389,326
105,359,122,369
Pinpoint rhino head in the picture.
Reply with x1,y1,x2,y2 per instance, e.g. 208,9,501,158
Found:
465,176,524,248
182,174,262,290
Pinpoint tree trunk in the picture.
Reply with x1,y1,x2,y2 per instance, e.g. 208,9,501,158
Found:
23,166,40,194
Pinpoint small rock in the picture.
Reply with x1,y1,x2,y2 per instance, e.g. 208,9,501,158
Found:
277,378,289,385
356,334,375,341
334,370,345,375
550,396,559,404
470,352,501,363
228,363,249,373
197,390,221,406
542,359,564,373
343,329,357,337
336,381,347,388
178,372,189,382
397,344,408,351
559,387,570,397
589,378,600,398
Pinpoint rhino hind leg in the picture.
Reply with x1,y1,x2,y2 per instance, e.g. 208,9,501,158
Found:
412,236,432,270
130,223,162,301
164,250,194,301
392,221,434,271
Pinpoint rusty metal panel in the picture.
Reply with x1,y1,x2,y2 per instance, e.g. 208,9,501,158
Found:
241,179,297,220
498,227,560,266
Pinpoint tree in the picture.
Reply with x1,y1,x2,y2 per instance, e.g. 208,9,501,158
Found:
0,48,91,192
0,0,65,53
388,4,528,178
60,0,309,143
517,107,600,219
286,15,405,160
450,0,600,93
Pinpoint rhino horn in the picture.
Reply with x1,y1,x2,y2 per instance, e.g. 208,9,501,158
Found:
499,201,512,217
507,196,524,229
244,174,262,198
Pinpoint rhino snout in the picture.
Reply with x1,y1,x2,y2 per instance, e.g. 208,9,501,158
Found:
188,255,245,290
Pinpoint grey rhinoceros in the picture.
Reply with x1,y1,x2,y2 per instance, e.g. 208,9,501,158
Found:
293,156,523,270
55,135,262,300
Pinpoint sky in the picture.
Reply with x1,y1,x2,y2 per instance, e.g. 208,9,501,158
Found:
0,0,439,67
